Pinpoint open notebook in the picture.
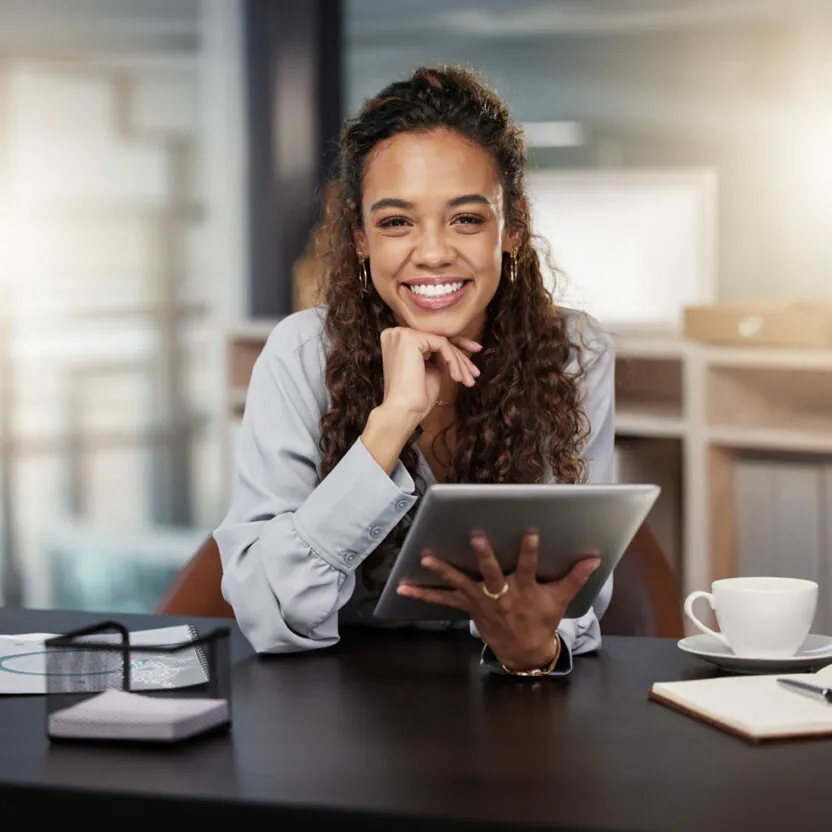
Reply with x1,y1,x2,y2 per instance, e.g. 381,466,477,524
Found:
649,664,832,742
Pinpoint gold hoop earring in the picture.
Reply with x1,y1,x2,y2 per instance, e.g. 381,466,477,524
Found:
509,251,518,284
359,258,369,292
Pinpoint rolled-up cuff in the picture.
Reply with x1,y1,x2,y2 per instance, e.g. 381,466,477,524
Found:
293,438,417,574
480,629,574,677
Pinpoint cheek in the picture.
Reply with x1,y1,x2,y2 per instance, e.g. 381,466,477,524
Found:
367,241,408,307
467,238,504,284
368,238,406,280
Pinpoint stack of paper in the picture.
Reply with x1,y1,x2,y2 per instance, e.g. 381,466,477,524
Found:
48,689,229,742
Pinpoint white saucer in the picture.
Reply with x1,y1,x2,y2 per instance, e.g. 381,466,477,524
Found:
677,633,832,674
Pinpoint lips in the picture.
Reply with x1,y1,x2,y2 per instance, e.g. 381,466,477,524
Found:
406,279,467,298
401,278,472,311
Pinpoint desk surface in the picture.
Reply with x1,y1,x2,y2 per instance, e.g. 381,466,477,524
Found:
0,608,829,831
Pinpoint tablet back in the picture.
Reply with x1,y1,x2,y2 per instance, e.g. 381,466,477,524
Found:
373,483,660,621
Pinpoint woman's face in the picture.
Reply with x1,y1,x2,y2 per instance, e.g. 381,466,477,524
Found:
355,128,518,340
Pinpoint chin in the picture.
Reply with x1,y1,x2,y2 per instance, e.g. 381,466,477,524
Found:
403,310,473,339
383,280,492,340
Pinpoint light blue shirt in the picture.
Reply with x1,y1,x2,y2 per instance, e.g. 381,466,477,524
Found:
214,305,615,674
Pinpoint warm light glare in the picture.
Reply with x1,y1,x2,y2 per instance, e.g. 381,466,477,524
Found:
784,121,832,233
805,128,832,195
0,206,14,285
0,208,37,283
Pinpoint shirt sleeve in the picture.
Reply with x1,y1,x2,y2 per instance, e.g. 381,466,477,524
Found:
477,318,616,676
213,322,418,654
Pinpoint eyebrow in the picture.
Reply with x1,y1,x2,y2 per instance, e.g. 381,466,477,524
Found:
369,194,493,213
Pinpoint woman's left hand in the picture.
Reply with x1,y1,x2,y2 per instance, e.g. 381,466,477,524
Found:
397,531,600,672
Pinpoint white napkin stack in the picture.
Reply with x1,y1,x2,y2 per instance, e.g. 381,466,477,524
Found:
48,689,229,742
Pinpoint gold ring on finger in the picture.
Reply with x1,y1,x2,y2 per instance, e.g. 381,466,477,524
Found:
481,582,509,600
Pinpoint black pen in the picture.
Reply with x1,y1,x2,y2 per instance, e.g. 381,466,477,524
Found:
777,677,832,704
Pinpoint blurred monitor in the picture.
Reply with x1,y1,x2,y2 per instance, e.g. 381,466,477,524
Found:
527,168,717,331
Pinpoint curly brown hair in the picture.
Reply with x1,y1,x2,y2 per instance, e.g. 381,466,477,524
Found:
316,66,591,582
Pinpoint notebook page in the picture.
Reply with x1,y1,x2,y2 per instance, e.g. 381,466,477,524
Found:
812,663,832,683
652,675,832,738
0,626,208,694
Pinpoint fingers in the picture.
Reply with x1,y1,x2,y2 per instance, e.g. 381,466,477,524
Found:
419,335,461,383
419,553,477,599
551,556,601,602
420,333,480,388
450,336,483,355
470,533,506,595
396,583,469,612
439,341,471,387
460,348,481,381
449,337,483,384
513,530,540,586
440,341,480,388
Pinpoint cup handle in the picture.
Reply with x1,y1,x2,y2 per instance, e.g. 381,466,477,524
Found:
683,591,729,648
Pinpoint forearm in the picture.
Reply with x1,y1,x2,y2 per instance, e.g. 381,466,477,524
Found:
217,438,418,652
217,518,349,653
361,405,421,476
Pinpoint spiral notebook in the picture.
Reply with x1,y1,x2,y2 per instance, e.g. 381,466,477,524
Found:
0,625,208,695
649,663,832,743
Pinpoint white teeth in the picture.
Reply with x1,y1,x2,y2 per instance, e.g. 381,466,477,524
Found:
408,281,464,297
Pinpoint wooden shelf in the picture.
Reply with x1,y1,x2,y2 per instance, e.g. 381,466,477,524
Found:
705,346,832,370
615,346,685,444
707,365,832,446
615,405,688,438
611,333,689,360
708,425,832,454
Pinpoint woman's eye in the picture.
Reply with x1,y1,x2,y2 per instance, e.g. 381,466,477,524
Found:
454,214,485,226
378,217,410,229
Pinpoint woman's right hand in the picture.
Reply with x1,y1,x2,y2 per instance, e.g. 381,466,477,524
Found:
378,327,482,423
361,327,481,475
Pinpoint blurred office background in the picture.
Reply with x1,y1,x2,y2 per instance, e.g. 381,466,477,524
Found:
0,0,831,614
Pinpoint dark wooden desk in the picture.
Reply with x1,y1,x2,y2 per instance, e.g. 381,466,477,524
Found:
0,608,830,831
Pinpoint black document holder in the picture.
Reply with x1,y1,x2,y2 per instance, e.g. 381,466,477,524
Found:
43,620,231,743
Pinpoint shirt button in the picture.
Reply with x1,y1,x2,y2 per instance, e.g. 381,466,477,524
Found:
395,499,409,511
342,551,357,565
370,526,382,538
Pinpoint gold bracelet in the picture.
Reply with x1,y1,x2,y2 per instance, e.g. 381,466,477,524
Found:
500,634,561,677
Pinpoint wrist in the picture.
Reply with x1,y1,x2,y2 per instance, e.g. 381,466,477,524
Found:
369,403,422,439
499,634,561,674
361,405,419,476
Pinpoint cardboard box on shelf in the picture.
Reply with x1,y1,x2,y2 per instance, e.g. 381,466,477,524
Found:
683,302,832,349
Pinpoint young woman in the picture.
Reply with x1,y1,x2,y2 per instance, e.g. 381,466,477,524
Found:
214,66,615,677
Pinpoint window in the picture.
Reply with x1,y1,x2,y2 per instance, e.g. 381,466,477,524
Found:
0,0,245,610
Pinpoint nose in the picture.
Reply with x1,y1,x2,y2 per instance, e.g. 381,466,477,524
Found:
412,222,454,270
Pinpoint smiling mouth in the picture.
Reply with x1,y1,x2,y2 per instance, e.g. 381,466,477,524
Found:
403,279,471,298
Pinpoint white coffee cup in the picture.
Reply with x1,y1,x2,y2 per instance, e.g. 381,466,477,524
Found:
684,577,818,658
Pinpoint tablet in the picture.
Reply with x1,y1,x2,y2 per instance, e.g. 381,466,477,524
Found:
373,483,660,622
